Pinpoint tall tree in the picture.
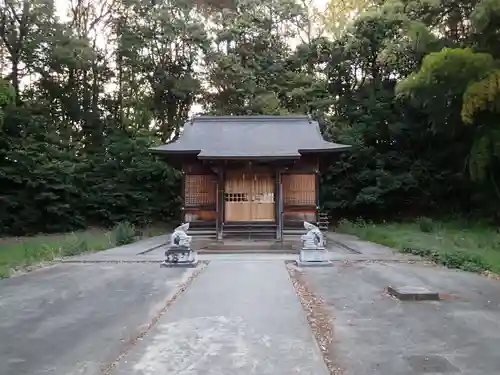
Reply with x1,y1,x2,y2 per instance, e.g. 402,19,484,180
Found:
118,0,209,141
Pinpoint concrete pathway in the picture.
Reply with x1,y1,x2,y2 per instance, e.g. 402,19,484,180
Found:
113,261,328,375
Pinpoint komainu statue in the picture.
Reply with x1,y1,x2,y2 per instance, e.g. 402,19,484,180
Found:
297,221,330,266
170,223,192,248
161,223,197,267
301,221,326,249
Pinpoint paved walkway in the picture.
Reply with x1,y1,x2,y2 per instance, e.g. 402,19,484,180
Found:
113,261,328,375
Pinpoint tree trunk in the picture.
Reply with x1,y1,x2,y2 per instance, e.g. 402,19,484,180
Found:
11,56,19,103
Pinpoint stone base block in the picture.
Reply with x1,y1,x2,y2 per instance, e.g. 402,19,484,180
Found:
295,260,333,267
296,248,332,267
298,248,329,262
160,260,199,268
387,286,440,301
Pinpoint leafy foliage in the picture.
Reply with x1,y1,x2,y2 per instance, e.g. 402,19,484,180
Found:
462,69,500,123
1,0,500,237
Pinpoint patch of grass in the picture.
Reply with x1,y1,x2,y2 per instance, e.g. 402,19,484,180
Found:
336,219,500,274
0,223,169,278
0,266,10,278
0,229,113,278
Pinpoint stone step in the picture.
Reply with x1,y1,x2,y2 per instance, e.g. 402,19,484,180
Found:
199,248,298,254
193,239,300,252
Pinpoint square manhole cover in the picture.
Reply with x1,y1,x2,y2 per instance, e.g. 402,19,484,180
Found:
406,355,460,373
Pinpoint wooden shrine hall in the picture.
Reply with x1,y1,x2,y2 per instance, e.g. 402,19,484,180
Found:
150,115,351,240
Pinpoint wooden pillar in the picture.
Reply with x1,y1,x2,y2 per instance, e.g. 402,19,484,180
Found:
216,169,224,241
275,168,283,241
315,168,320,224
180,170,186,223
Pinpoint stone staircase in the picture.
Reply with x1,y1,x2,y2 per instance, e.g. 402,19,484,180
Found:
186,221,217,238
222,221,277,239
185,212,330,242
192,238,299,253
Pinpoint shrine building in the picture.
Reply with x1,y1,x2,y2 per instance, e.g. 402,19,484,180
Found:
150,115,350,240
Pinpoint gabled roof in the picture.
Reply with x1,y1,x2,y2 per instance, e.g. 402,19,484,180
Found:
150,115,350,159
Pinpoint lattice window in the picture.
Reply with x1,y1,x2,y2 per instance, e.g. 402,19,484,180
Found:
224,192,249,202
282,174,316,206
184,174,216,206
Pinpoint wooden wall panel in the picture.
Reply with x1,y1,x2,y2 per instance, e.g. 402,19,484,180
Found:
282,173,316,206
283,207,316,222
285,155,319,172
182,160,211,174
184,208,216,222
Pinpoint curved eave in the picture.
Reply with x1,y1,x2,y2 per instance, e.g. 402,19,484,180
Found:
149,148,200,155
149,149,301,160
149,145,352,158
299,145,352,154
197,155,301,160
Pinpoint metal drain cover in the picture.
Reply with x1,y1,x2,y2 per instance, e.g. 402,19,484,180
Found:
406,355,460,373
387,286,440,301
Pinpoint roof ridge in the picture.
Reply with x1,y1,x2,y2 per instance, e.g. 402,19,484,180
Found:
191,115,312,122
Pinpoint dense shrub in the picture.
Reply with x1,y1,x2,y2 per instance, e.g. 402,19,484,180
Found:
417,217,436,233
113,221,137,246
402,246,489,273
0,119,181,235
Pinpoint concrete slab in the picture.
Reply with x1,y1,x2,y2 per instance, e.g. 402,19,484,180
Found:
0,263,190,375
113,261,329,375
64,235,169,262
387,285,440,301
301,261,500,375
406,354,460,373
327,231,402,257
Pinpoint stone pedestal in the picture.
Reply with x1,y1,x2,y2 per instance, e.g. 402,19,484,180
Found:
296,247,332,267
160,245,198,268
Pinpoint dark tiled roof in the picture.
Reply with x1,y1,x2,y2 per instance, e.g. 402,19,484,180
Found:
150,116,350,159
